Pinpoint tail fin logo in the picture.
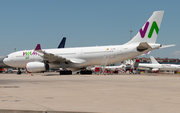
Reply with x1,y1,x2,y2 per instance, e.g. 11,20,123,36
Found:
139,21,159,38
139,22,149,38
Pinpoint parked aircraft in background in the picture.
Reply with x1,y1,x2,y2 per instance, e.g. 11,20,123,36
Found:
0,56,11,73
58,37,66,48
138,56,180,72
0,37,66,73
3,11,173,75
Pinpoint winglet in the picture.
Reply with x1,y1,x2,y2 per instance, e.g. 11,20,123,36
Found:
35,44,41,50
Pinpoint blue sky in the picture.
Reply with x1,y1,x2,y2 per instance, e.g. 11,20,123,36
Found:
0,0,180,58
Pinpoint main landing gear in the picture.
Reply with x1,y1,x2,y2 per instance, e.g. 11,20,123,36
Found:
59,70,72,75
0,68,2,73
17,68,21,75
59,69,92,75
80,70,92,75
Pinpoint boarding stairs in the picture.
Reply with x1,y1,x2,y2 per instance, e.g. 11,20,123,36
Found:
100,56,110,75
118,68,126,73
130,59,140,74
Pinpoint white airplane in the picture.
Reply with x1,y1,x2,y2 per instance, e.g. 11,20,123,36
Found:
3,11,173,75
138,56,180,72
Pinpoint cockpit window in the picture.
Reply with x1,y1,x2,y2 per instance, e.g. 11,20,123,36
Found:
5,56,8,58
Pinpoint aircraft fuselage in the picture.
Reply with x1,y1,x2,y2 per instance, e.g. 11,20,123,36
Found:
3,43,160,71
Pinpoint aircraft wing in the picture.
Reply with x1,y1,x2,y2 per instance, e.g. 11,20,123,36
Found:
34,44,86,64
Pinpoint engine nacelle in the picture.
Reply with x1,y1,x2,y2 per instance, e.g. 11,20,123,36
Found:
25,62,49,73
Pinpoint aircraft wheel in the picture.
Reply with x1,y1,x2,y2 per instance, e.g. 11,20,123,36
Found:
17,71,21,75
59,70,72,75
67,70,72,75
80,70,92,75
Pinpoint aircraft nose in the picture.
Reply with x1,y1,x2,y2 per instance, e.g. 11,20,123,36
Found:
0,56,11,68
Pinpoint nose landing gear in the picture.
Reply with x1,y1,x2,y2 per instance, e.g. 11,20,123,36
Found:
17,69,21,75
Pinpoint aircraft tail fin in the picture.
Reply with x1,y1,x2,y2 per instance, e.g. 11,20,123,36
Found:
126,11,164,44
58,37,66,48
150,56,159,64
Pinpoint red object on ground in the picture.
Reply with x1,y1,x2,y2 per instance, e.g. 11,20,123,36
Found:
95,67,100,72
153,70,159,73
136,59,140,62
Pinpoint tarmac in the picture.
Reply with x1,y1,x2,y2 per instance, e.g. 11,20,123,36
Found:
0,73,180,113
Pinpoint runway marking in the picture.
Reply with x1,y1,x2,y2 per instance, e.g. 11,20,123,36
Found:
0,86,19,88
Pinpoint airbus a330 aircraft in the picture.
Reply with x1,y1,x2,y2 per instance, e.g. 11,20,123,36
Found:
138,56,180,72
3,11,172,75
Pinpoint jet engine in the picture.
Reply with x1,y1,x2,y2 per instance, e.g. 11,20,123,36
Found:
25,62,49,73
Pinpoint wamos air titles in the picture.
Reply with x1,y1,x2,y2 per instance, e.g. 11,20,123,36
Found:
3,11,174,75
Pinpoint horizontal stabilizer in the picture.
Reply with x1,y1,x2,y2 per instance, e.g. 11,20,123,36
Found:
159,44,175,49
